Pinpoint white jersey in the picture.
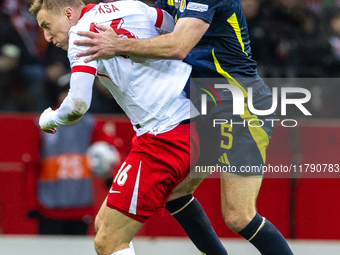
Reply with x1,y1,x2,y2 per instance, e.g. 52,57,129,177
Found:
64,1,198,136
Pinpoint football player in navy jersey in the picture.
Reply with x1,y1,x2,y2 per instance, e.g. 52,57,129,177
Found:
75,1,293,254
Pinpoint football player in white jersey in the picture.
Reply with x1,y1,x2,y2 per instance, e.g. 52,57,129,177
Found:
29,1,227,255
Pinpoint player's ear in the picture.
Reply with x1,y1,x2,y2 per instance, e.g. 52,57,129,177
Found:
64,7,74,20
64,7,79,25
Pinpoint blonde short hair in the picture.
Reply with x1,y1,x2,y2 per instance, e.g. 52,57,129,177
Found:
29,0,85,16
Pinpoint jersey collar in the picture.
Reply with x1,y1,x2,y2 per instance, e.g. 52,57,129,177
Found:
79,4,96,20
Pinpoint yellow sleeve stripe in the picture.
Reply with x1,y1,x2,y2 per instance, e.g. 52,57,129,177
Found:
227,13,248,56
212,49,248,97
181,0,186,9
167,0,174,6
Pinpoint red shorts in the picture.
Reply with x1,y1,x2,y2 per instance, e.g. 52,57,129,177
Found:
107,122,200,222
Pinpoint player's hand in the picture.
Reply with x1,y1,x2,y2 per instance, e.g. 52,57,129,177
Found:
74,24,119,63
39,107,57,134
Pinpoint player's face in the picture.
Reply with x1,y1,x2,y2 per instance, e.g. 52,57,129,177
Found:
37,9,72,50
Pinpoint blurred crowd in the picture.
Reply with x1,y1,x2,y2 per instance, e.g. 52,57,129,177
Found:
243,0,340,78
0,0,339,117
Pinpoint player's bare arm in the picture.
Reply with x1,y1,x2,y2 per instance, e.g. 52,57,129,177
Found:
74,17,210,62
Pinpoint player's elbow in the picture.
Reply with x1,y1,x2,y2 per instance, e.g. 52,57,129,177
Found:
67,99,88,122
172,48,190,60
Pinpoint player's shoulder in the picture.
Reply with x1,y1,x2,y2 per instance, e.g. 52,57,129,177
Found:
100,0,147,11
184,0,235,11
79,1,150,23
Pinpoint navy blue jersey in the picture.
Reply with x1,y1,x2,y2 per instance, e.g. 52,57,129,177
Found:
153,0,258,82
154,1,274,171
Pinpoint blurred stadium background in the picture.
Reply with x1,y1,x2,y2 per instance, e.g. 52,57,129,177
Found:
1,0,340,254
